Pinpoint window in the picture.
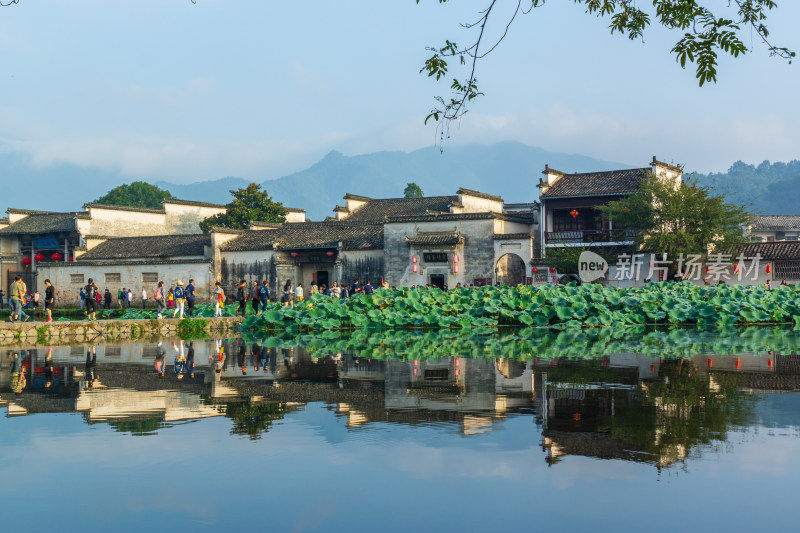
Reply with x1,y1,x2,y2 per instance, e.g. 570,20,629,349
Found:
787,236,798,242
104,345,121,358
70,274,85,284
767,236,775,242
775,261,800,280
142,272,158,283
105,273,121,284
71,345,86,356
751,236,764,242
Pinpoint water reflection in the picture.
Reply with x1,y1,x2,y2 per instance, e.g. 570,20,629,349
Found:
2,334,800,468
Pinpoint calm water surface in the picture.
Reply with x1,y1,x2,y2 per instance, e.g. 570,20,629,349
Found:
2,332,800,532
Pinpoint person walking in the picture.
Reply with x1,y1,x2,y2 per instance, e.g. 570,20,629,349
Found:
117,288,124,308
235,279,247,317
104,289,112,309
9,276,26,322
167,288,174,309
363,280,374,295
258,280,271,313
154,281,166,319
44,279,55,323
250,280,260,315
213,282,225,317
127,288,133,308
80,287,86,310
84,278,99,320
295,283,304,302
282,280,293,308
185,279,196,318
141,287,148,309
172,280,186,319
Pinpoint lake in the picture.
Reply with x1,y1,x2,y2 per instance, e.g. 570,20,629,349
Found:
2,329,799,532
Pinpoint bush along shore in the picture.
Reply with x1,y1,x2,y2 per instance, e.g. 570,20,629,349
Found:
240,283,800,332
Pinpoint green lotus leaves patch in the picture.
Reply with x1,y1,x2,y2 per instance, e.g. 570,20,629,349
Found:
238,283,800,333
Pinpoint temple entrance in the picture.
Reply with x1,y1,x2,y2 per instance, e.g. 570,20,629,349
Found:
429,274,445,289
315,270,329,289
495,254,526,286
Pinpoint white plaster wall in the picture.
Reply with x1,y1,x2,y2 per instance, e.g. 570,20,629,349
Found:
165,203,225,234
284,211,306,223
85,208,169,237
36,262,213,305
458,193,502,213
493,219,531,234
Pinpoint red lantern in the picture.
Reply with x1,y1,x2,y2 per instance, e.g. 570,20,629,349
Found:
766,264,772,274
51,252,63,261
549,267,555,273
532,267,537,273
569,209,579,219
290,251,299,258
734,264,739,274
412,255,417,264
412,264,417,273
326,250,334,256
21,257,31,266
68,256,74,262
34,253,44,262
453,265,458,274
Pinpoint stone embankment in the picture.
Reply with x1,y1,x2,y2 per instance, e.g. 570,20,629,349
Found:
0,317,243,349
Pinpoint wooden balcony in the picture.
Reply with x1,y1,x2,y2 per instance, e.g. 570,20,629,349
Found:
545,229,637,245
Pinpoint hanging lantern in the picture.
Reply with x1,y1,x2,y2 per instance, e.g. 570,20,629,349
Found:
326,250,334,256
569,209,579,219
290,251,299,258
51,252,63,261
549,267,555,273
68,256,74,262
21,257,32,266
735,358,741,371
453,265,458,274
453,255,459,263
734,264,739,274
412,264,417,273
532,267,537,273
766,264,772,274
34,253,45,262
412,255,417,264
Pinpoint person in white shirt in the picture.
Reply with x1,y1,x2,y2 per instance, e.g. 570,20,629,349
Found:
141,288,148,309
295,283,304,301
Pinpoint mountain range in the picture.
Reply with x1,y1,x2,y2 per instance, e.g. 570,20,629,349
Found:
1,141,798,220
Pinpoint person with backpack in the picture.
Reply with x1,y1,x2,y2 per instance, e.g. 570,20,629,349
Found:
236,279,247,317
172,281,186,319
258,280,271,314
154,281,166,319
185,279,196,318
84,278,99,320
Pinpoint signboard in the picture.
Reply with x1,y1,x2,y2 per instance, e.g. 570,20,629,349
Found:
423,252,448,263
33,238,60,250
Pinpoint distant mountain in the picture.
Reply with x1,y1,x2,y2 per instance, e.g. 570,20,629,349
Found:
694,160,800,214
158,142,632,220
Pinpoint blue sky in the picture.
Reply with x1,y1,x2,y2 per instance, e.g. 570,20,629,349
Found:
0,0,797,183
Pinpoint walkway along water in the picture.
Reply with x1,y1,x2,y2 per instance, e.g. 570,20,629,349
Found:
0,317,242,348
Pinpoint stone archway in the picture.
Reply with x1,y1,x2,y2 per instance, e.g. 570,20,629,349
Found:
495,253,526,286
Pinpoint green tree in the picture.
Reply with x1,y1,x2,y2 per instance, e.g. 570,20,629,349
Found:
404,182,424,198
599,172,751,271
420,1,793,134
199,183,287,233
94,181,174,209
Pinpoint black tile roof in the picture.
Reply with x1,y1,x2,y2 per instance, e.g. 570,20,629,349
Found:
752,215,800,231
405,231,463,246
540,168,648,198
343,196,459,221
221,222,384,252
77,234,211,261
0,213,80,235
386,211,533,224
164,199,226,209
457,187,503,202
737,242,800,260
494,232,534,240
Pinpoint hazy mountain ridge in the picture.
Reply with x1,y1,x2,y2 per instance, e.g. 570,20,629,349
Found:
2,142,798,219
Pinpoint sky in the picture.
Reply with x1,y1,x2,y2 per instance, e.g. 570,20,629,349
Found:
0,0,798,183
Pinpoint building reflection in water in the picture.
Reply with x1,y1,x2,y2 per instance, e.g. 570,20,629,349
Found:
2,341,799,463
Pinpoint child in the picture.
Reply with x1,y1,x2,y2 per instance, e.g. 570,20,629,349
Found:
214,282,225,317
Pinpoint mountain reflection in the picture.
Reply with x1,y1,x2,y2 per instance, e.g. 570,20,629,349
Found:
3,335,800,467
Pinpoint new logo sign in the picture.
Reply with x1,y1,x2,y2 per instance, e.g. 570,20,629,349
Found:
578,251,608,283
